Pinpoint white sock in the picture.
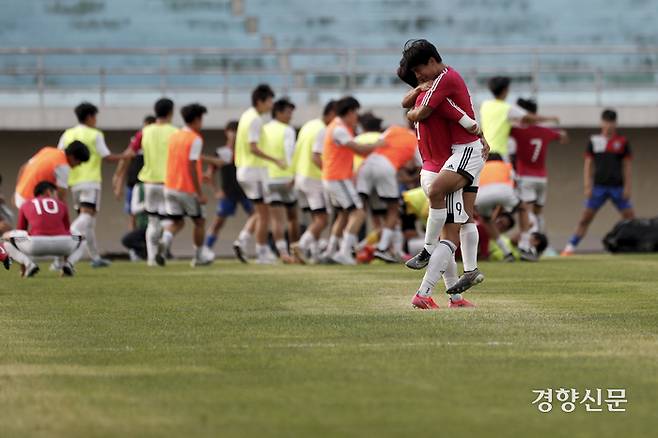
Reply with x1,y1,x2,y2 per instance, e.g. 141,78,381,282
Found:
256,243,269,257
392,227,404,256
275,239,289,256
443,255,459,289
326,234,339,255
419,240,457,297
238,229,252,246
424,208,447,254
377,228,394,252
145,216,162,263
496,236,513,256
299,230,314,251
519,232,531,251
537,214,546,233
309,239,319,260
161,230,174,251
460,223,479,271
4,241,32,266
340,233,357,257
194,245,203,259
85,215,100,260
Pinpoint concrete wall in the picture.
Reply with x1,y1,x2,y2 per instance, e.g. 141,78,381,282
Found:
1,128,657,256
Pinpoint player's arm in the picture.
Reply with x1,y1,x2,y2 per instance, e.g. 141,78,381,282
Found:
406,106,434,123
583,155,594,198
401,81,433,108
247,118,286,169
189,138,207,204
200,155,227,167
411,74,455,122
284,127,297,168
558,130,569,144
311,128,325,169
522,113,560,125
312,152,323,169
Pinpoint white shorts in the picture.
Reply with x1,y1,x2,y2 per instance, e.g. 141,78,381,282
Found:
72,186,101,211
237,167,271,203
143,183,167,216
441,140,485,187
295,176,327,212
4,230,82,257
267,181,297,206
420,170,469,224
476,183,520,218
517,176,548,206
164,188,203,218
356,154,399,200
323,179,363,210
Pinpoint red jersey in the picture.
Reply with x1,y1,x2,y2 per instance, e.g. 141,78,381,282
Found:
17,196,70,236
129,130,144,154
416,92,467,172
423,67,480,145
511,125,561,178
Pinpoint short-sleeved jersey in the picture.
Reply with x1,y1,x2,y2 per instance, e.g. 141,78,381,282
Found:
423,67,480,145
510,125,562,178
17,196,70,236
416,92,469,172
586,134,631,186
15,147,69,199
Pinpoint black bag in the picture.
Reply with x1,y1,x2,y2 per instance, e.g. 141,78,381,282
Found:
603,218,658,253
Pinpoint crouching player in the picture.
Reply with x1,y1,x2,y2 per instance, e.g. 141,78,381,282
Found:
2,182,84,277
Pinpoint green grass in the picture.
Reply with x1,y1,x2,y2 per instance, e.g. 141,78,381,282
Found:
1,254,657,438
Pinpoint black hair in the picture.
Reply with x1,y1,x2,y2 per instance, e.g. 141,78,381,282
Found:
488,76,511,98
225,120,239,132
74,102,98,123
359,112,383,132
336,96,360,117
34,181,57,197
251,84,275,107
396,56,419,87
154,98,174,118
601,108,617,122
181,103,208,124
531,232,548,254
400,39,442,71
517,97,537,114
497,212,516,230
271,98,296,118
323,100,337,117
64,140,90,163
144,115,156,124
487,152,504,161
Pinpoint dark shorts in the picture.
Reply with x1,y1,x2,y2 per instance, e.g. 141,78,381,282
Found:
124,186,133,214
586,185,632,211
216,197,254,218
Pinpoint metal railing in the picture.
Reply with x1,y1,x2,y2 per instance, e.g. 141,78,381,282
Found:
1,46,657,106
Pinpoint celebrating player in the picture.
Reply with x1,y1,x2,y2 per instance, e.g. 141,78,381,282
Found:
291,101,336,264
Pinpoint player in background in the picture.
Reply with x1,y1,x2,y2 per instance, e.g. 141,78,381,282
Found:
399,40,487,306
262,98,298,263
203,121,256,263
322,96,385,265
112,115,156,231
356,115,420,263
235,84,287,264
162,103,213,267
510,98,568,233
14,142,90,208
291,100,336,264
2,182,85,277
57,102,123,267
562,109,634,256
480,76,559,159
475,153,536,261
123,98,179,266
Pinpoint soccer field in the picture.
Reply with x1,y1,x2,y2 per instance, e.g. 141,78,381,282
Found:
1,255,657,438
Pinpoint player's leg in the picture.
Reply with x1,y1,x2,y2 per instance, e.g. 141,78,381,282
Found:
293,185,328,264
372,160,402,263
269,201,292,262
610,186,635,220
144,183,166,266
70,187,109,267
233,208,256,264
333,181,366,265
412,238,458,309
2,231,38,277
562,186,605,255
286,202,300,245
205,197,234,250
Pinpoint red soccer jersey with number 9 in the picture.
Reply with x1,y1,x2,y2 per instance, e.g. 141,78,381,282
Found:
511,125,562,178
17,196,70,236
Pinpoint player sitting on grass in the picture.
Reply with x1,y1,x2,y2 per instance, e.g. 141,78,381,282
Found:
2,182,85,278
